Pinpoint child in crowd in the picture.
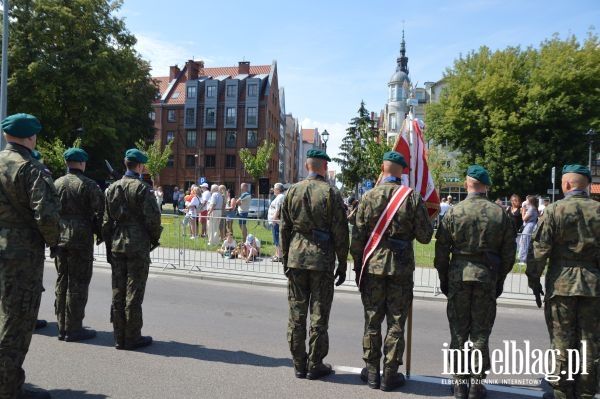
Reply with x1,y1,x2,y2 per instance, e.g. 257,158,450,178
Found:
240,233,261,263
217,233,237,258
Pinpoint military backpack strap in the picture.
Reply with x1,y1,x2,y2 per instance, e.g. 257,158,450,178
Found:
358,185,412,286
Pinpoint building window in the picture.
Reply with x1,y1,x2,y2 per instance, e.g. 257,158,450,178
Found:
247,130,257,148
187,86,197,99
205,108,215,125
186,130,196,148
167,109,176,122
205,155,216,168
389,113,397,131
225,155,236,168
207,85,216,98
246,107,257,125
149,111,156,121
166,131,175,143
226,107,236,125
226,130,236,148
185,108,195,125
390,85,397,101
185,155,196,168
206,130,216,148
167,155,174,168
248,83,258,97
226,85,236,97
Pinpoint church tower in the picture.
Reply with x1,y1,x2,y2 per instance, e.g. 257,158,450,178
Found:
385,30,412,145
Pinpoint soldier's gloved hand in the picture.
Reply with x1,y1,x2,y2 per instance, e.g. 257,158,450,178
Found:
95,236,104,245
529,278,544,308
354,268,361,288
334,264,347,286
496,281,504,298
439,278,449,296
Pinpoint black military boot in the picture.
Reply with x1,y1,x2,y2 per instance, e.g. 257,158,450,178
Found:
64,328,96,342
453,380,469,399
18,388,51,399
124,335,153,350
360,366,380,389
380,367,406,391
468,380,487,399
306,363,333,380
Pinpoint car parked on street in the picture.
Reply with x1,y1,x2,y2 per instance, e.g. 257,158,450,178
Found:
248,198,268,219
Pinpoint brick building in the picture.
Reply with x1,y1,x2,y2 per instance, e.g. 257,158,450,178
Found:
152,59,282,197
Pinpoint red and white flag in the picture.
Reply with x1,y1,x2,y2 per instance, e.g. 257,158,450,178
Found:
410,118,440,219
394,118,411,187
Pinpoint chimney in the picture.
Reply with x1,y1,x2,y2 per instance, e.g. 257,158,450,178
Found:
169,65,180,81
238,61,250,75
186,60,199,80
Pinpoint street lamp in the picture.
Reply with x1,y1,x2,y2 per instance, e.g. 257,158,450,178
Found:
194,154,199,185
321,129,329,153
585,129,597,173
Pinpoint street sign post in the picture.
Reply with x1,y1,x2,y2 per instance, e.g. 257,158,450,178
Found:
551,167,556,202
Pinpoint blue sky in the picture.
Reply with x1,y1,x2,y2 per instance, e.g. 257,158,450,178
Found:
119,0,598,172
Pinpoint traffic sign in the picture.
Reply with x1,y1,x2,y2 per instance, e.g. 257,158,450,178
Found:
364,180,373,189
199,177,206,185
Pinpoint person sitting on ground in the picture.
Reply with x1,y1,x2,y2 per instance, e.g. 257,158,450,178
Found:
217,233,237,258
240,233,261,263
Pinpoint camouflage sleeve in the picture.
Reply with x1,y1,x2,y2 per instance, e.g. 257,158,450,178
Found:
88,179,105,236
412,192,434,244
350,199,367,267
27,164,60,246
330,188,349,268
433,214,451,278
280,189,292,263
526,210,552,280
140,184,162,243
499,214,518,279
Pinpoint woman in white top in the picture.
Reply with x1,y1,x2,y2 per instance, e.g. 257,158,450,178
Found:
187,186,201,239
207,184,224,246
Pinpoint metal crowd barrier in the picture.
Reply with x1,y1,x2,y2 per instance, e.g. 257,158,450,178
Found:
92,215,535,301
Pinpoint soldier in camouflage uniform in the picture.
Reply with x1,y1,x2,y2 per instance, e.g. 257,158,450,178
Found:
350,151,433,391
526,164,600,399
102,149,162,350
0,114,60,399
434,165,516,399
281,148,349,380
53,148,104,342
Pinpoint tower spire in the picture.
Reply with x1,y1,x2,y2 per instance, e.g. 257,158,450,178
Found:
396,29,409,76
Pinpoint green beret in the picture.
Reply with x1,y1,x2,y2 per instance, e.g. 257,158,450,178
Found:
562,164,591,182
30,149,42,160
63,147,89,162
306,148,331,162
1,113,42,138
125,148,148,164
466,164,492,186
383,151,407,167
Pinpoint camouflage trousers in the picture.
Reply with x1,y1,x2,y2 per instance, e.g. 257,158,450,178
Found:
54,247,94,334
0,251,44,399
447,280,497,379
544,296,600,399
111,251,150,346
361,273,413,373
287,268,334,370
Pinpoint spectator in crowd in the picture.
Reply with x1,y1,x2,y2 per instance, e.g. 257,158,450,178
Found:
538,197,549,216
172,186,180,213
217,232,237,258
206,184,223,246
225,188,237,235
517,195,539,265
240,233,261,263
438,197,450,227
236,183,252,242
186,186,201,239
155,186,163,211
218,185,228,240
267,182,285,262
199,183,211,237
505,194,523,234
447,195,454,206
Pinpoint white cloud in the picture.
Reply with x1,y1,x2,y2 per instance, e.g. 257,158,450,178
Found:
134,34,212,76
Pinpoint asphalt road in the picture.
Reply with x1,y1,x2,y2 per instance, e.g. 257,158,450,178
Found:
24,262,561,398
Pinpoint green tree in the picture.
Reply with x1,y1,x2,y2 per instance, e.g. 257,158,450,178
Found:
426,145,461,195
239,141,275,196
3,0,157,181
136,138,174,183
36,137,82,178
425,33,600,197
333,101,390,195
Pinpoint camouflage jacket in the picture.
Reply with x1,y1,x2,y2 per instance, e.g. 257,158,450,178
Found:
54,169,105,249
102,174,162,254
0,143,60,251
526,191,600,299
350,181,433,277
434,193,516,285
281,175,349,271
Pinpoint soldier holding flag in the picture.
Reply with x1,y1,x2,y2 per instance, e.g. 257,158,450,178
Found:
350,151,433,391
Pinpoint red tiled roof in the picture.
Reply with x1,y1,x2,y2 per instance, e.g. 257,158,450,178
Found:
591,183,600,194
301,129,315,143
